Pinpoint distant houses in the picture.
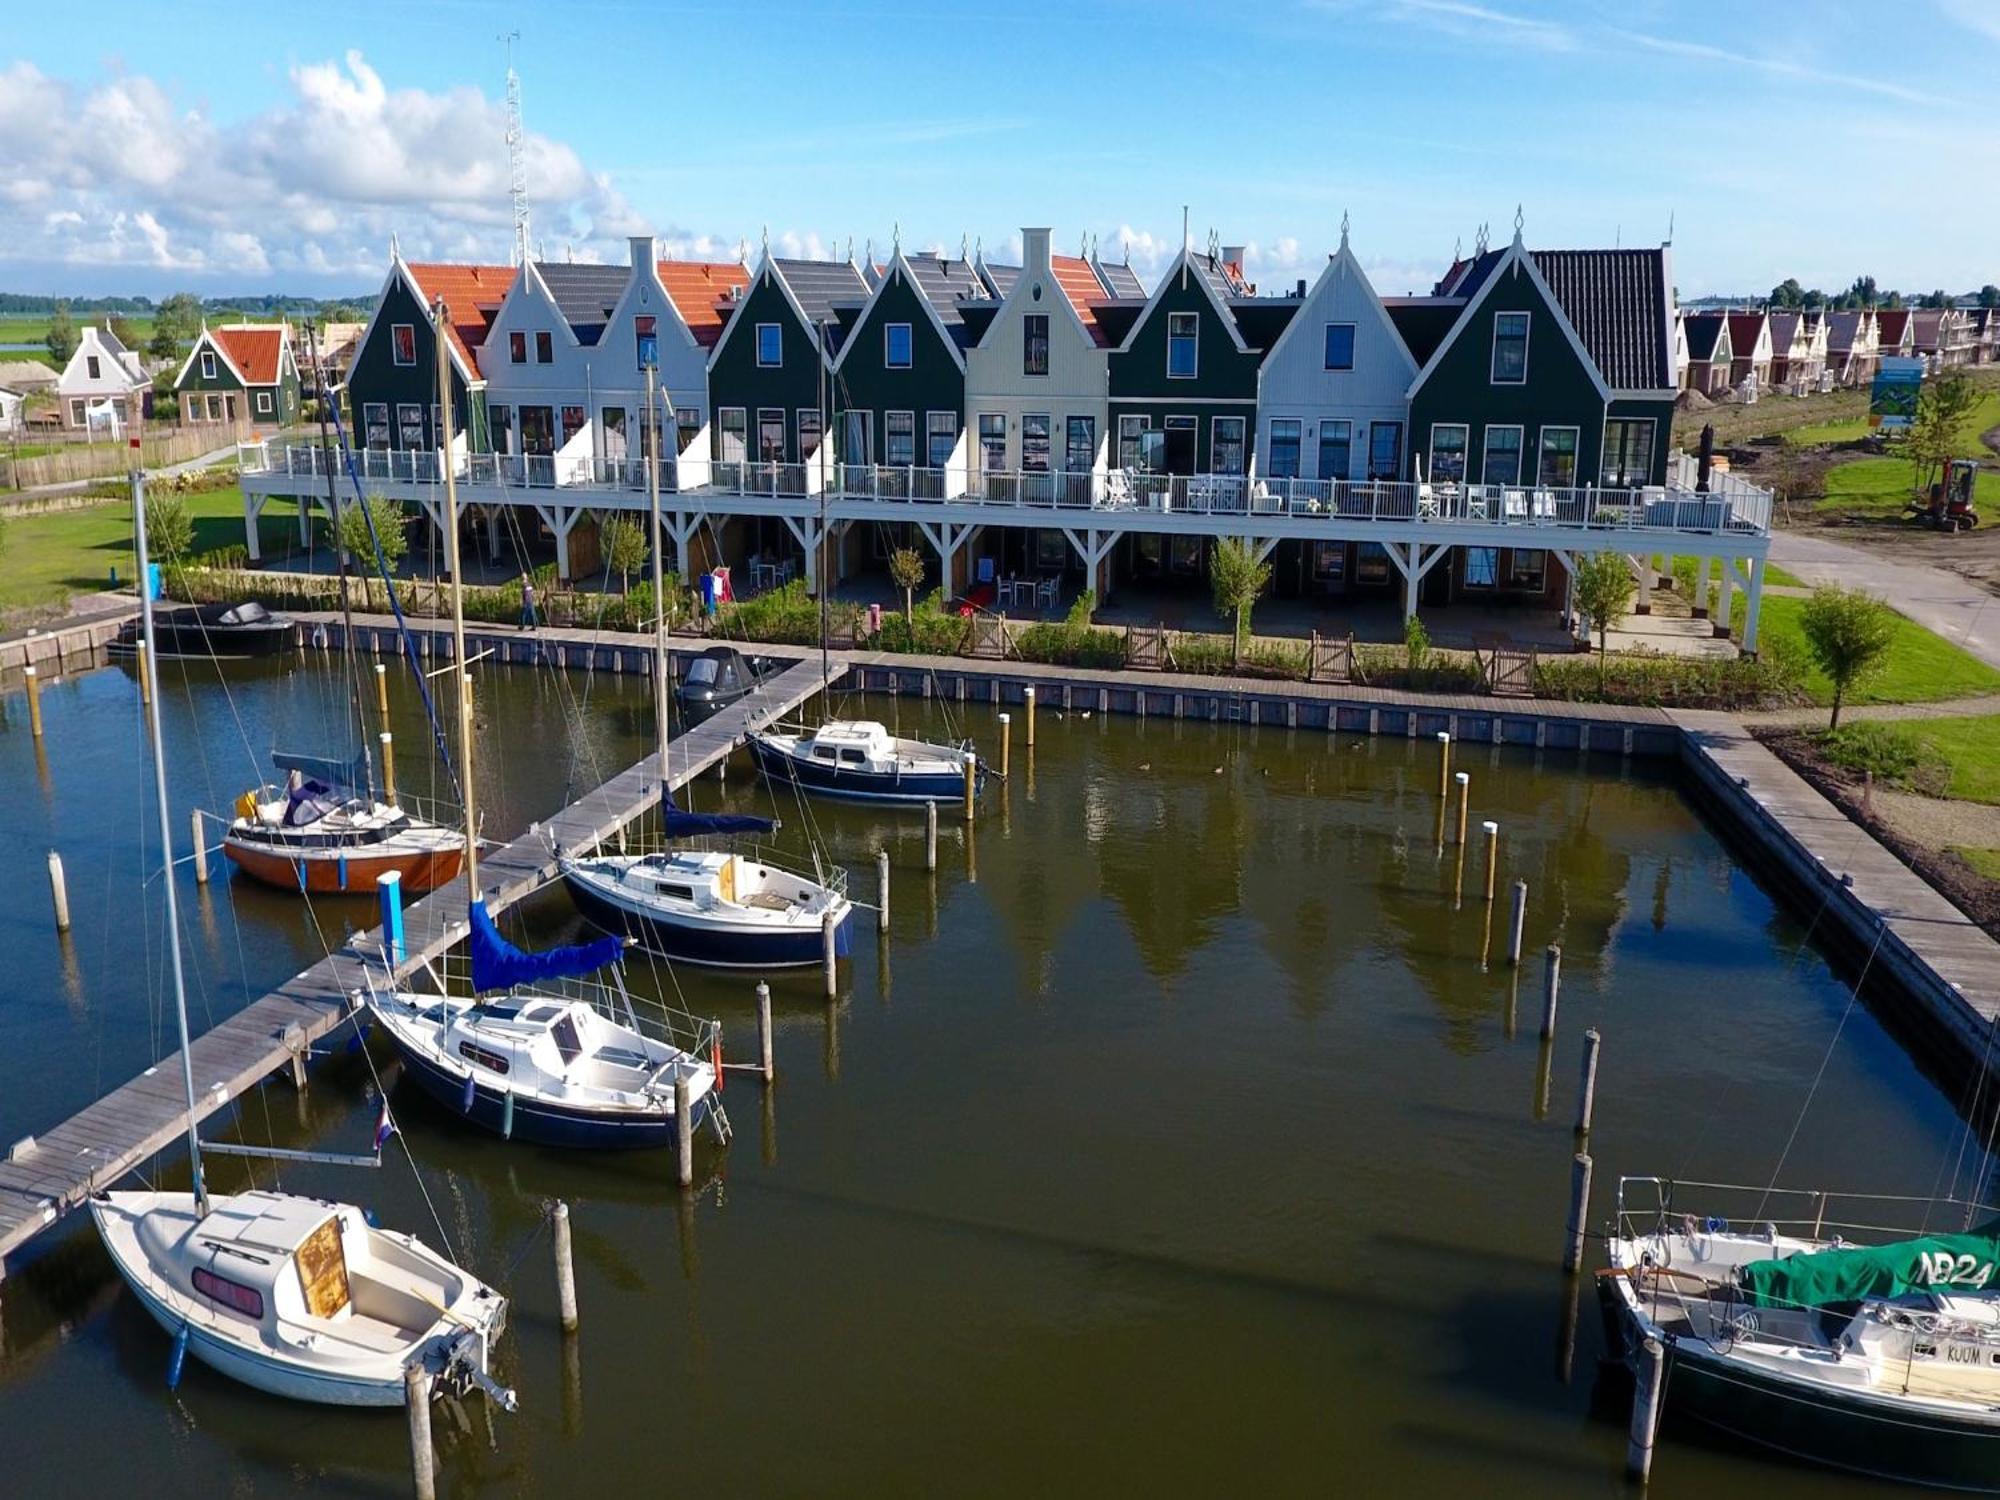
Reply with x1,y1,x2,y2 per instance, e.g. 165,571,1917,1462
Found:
173,323,300,429
55,323,150,432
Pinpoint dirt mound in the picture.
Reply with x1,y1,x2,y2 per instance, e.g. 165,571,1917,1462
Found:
1674,387,1713,412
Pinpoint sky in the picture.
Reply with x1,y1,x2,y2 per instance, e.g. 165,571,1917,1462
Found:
2,0,1996,303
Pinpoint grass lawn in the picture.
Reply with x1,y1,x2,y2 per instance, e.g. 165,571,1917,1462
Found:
1817,715,2000,808
1904,716,2000,803
1954,846,2000,879
1763,562,1805,588
1815,382,2000,517
1737,591,2000,706
1784,417,1872,447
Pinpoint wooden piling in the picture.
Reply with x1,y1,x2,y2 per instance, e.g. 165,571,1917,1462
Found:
1563,1151,1593,1273
1540,944,1562,1039
134,640,151,706
1482,820,1499,902
962,754,977,823
876,849,890,933
1576,1028,1602,1137
924,799,938,871
190,808,208,884
1454,770,1470,845
47,850,70,933
999,713,1011,777
23,665,43,738
1628,1335,1664,1482
1507,878,1527,964
552,1200,579,1334
1435,729,1450,799
756,980,774,1084
822,908,838,999
380,730,398,806
1024,685,1036,747
674,1073,694,1189
405,1362,436,1500
374,660,389,721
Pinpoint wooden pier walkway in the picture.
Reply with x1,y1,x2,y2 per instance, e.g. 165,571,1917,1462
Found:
0,655,841,1272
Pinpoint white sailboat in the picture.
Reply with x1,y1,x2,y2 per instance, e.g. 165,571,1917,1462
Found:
92,464,513,1410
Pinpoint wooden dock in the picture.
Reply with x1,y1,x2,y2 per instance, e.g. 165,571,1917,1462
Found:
0,655,841,1272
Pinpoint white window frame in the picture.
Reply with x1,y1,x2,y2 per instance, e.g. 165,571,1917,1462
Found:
185,394,200,423
1166,311,1199,379
1463,546,1500,590
1117,414,1151,470
255,389,273,415
797,408,823,459
978,413,1006,472
1020,413,1051,473
755,323,782,368
884,409,916,467
1210,414,1246,475
1428,423,1470,483
1317,419,1352,481
200,350,216,380
1537,424,1580,487
1023,314,1050,377
1490,311,1530,385
535,331,553,365
1600,416,1657,489
1323,322,1356,371
1266,418,1302,480
755,407,786,463
510,331,526,364
884,322,913,370
391,324,416,367
1064,415,1096,472
717,406,747,463
363,402,390,449
1480,424,1524,486
924,410,956,469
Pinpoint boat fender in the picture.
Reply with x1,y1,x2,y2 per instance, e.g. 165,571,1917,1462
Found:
711,1032,723,1095
1703,1216,1729,1234
235,790,258,820
363,1207,380,1228
461,1072,477,1114
294,860,308,894
501,1089,515,1140
167,1322,189,1390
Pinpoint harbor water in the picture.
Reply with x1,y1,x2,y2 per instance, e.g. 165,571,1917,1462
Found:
0,651,1972,1496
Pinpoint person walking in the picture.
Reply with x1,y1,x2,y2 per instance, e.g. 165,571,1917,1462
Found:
518,569,539,631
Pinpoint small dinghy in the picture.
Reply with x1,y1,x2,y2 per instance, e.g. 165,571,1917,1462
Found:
749,719,984,804
222,751,466,896
119,599,297,658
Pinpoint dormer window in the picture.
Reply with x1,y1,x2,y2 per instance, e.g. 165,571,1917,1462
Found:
635,314,657,370
1167,312,1198,378
1023,314,1049,376
87,355,101,380
535,331,553,364
1323,323,1355,371
756,323,782,367
391,324,416,366
885,322,912,369
509,331,526,364
200,350,216,380
1491,312,1530,384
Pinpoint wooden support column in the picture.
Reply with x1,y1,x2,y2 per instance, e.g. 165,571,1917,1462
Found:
1715,554,1733,638
1739,556,1764,654
242,490,270,561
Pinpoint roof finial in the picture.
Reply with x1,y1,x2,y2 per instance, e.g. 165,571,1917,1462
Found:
1081,230,1089,259
1339,210,1350,251
389,230,400,261
760,224,769,259
974,234,983,263
892,221,901,256
1513,203,1525,242
959,232,968,263
864,237,873,269
1665,209,1675,247
737,235,749,265
844,236,853,264
1452,234,1462,264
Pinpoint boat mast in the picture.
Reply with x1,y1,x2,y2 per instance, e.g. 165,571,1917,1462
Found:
132,462,209,1220
645,358,669,794
432,298,478,898
311,320,374,801
817,318,830,711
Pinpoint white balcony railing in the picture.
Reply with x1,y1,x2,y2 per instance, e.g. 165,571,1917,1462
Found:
239,443,1774,537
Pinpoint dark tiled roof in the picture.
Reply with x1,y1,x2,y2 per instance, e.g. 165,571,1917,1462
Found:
1726,312,1767,357
1384,299,1461,366
1531,249,1672,389
1227,298,1299,355
958,303,1000,346
1093,257,1146,299
535,262,629,347
1093,303,1145,346
1683,312,1727,361
980,261,1021,297
902,254,990,325
774,258,872,331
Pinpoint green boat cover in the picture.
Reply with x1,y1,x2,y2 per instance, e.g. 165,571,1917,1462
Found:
1739,1219,2000,1309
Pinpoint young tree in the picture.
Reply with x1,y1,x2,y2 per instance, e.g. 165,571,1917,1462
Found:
45,300,77,365
1572,551,1634,690
1769,277,1804,308
1900,371,1978,497
1209,536,1273,667
888,546,926,625
1982,285,2000,310
336,495,410,571
150,292,203,359
143,489,194,569
1920,289,1950,310
1799,585,1895,729
601,515,648,592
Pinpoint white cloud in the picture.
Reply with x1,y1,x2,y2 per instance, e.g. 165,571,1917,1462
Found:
1938,0,2000,45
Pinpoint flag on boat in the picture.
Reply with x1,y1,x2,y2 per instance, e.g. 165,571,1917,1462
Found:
374,1099,396,1152
1739,1218,2000,1308
468,899,623,993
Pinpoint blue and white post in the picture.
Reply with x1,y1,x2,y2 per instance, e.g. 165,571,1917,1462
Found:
378,870,406,971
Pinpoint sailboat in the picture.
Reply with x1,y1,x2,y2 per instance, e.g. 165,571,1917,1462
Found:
365,296,722,1150
220,324,467,897
558,359,855,967
92,464,512,1410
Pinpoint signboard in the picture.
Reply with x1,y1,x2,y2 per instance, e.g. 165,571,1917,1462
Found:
1870,356,1925,432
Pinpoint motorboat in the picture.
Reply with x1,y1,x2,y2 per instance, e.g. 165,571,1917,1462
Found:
119,599,297,658
222,752,465,896
562,847,853,968
675,645,779,728
748,719,985,804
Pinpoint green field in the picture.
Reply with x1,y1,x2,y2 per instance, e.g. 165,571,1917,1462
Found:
1784,416,1872,447
1818,715,2000,806
1737,590,2000,706
1816,383,2000,516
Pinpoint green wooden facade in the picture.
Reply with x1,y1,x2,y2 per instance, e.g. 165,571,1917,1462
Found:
175,331,301,426
1108,260,1262,476
347,270,486,452
707,271,828,465
831,265,965,470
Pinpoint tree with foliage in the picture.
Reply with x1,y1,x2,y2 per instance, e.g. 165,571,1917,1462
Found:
1572,551,1634,689
1209,536,1273,667
143,490,193,572
320,302,366,323
1848,275,1879,308
887,546,926,625
1920,289,1950,310
1982,285,2000,310
45,300,77,365
1769,278,1805,308
107,314,143,352
1899,371,1979,497
150,292,203,359
1799,585,1895,729
336,495,410,571
602,515,648,593
1883,290,1905,310
1404,613,1430,676
1802,287,1827,310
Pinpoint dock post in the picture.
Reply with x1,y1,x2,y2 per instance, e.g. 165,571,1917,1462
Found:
190,808,208,884
963,754,977,823
674,1073,694,1189
23,665,43,738
374,660,389,721
1435,729,1450,799
135,640,151,706
999,713,1011,777
1540,944,1562,1039
1628,1335,1664,1482
1507,879,1527,965
552,1200,579,1334
924,800,938,871
405,1362,436,1500
380,731,398,806
1563,1151,1593,1273
1482,820,1499,902
378,870,405,968
756,980,774,1084
821,908,838,999
47,850,70,933
1024,686,1036,747
876,849,890,933
1454,770,1470,845
1576,1028,1602,1137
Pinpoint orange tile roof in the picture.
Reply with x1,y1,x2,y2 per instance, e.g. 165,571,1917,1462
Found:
1051,254,1109,347
657,260,750,348
406,262,515,373
212,324,286,385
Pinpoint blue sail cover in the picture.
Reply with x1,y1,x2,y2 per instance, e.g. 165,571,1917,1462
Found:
272,748,369,790
468,899,622,993
663,787,773,839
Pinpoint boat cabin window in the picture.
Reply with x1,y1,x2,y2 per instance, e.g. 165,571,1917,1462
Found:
458,1041,510,1074
838,748,868,765
551,1014,583,1066
813,746,838,762
192,1266,266,1320
520,1004,561,1023
685,658,720,685
650,880,696,902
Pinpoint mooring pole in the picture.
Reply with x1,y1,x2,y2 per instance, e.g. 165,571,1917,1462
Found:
674,1073,694,1189
962,753,977,823
380,730,398,806
374,660,389,721
999,712,1011,777
1454,770,1470,845
756,980,774,1084
1435,729,1450,799
134,639,151,707
190,808,209,884
1564,1150,1593,1273
23,665,43,738
821,908,838,999
1576,1028,1602,1137
1482,820,1499,902
47,849,70,933
1024,685,1036,747
876,849,890,933
924,799,938,871
405,1363,436,1500
1540,944,1562,1039
552,1200,579,1334
1507,878,1527,964
378,870,405,969
1627,1335,1664,1482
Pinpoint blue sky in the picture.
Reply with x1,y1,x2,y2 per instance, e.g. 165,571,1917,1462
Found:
3,0,1995,300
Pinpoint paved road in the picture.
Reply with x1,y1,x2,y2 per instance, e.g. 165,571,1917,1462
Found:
1770,530,2000,671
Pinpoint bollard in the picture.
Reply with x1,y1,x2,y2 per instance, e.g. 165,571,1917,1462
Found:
378,870,406,967
1453,770,1470,846
405,1362,436,1500
134,640,151,706
374,660,389,720
23,665,43,738
1435,729,1451,799
876,849,890,933
999,713,1011,777
47,850,70,933
1507,878,1527,965
1481,820,1499,903
552,1200,579,1334
380,731,398,806
1024,685,1036,747
1576,1028,1602,1137
962,753,977,823
822,908,838,999
925,800,938,871
190,807,209,884
1563,1151,1593,1273
1540,944,1562,1039
756,980,774,1084
1628,1335,1664,1482
675,1071,694,1189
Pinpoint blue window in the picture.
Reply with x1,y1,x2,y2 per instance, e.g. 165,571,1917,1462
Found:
756,323,782,368
885,322,912,369
1491,312,1529,384
1167,312,1198,378
1323,323,1355,370
1464,548,1499,588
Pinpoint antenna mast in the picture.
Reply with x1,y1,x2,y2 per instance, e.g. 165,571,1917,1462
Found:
502,32,530,267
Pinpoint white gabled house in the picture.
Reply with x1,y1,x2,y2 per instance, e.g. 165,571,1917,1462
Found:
57,323,150,432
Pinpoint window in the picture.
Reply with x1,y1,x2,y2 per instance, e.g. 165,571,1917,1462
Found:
1313,541,1346,583
797,409,823,459
561,405,587,445
206,395,222,422
1511,549,1546,591
1117,414,1150,471
676,408,702,453
1481,425,1523,486
842,410,870,464
457,1041,510,1075
397,403,425,449
509,331,526,364
1491,311,1529,384
1211,415,1246,475
192,1267,265,1321
1323,323,1355,370
1318,420,1351,480
885,410,915,466
1430,424,1469,483
1167,312,1198,378
199,350,216,380
551,1015,583,1067
885,322,913,369
391,324,416,366
926,411,956,468
601,407,628,461
1023,314,1050,376
718,407,747,463
363,402,390,450
757,408,785,462
256,390,272,415
1065,415,1095,472
978,413,1006,472
1368,421,1402,480
1601,418,1656,488
756,323,782,367
1537,426,1579,486
69,399,85,426
1021,414,1051,472
1163,415,1197,474
635,314,657,370
1267,419,1302,479
185,395,199,422
1464,547,1499,588
535,331,553,364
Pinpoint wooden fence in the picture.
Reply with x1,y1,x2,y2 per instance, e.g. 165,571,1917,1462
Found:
0,423,250,491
